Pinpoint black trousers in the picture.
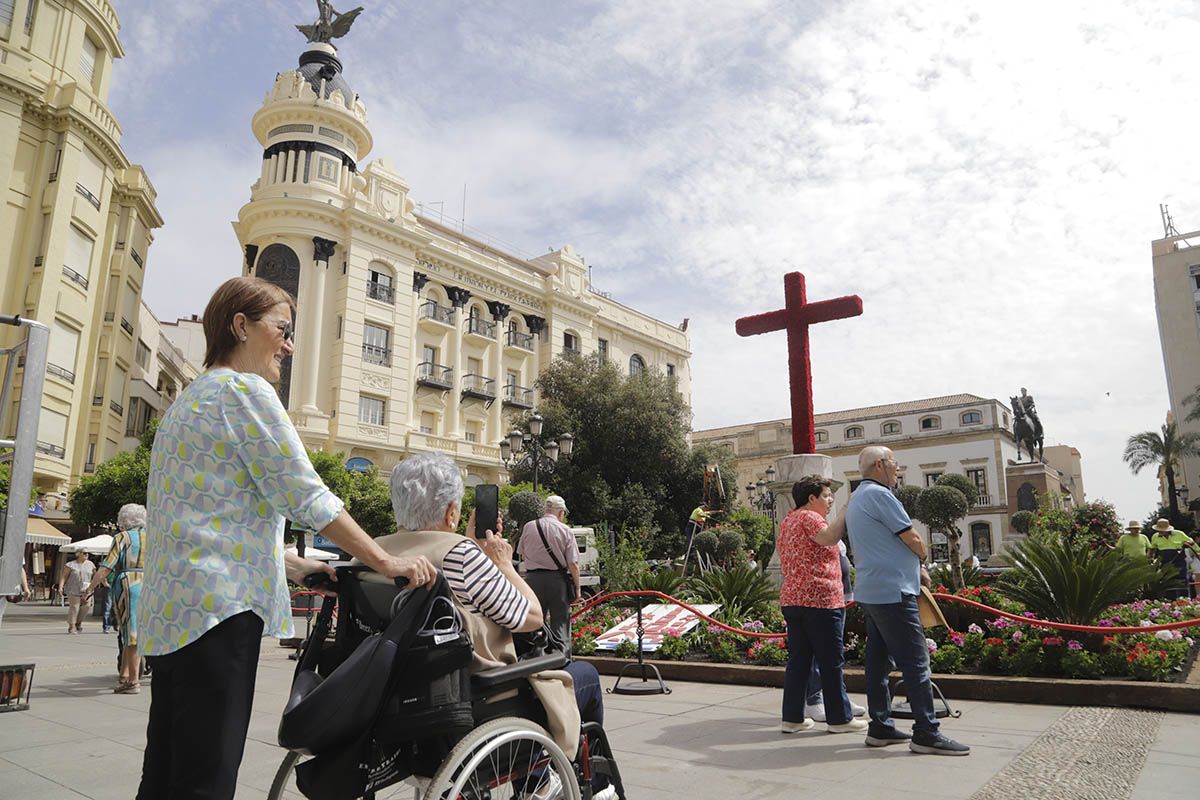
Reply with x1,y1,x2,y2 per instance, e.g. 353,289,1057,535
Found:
137,611,264,800
526,569,573,656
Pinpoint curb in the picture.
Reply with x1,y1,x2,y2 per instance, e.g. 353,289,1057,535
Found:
578,656,1200,713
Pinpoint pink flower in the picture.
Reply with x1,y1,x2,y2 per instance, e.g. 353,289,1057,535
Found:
968,623,983,635
948,633,965,647
926,638,938,654
1011,630,1023,642
991,618,1010,630
1097,619,1113,627
1022,612,1039,620
1067,640,1083,651
1042,637,1063,647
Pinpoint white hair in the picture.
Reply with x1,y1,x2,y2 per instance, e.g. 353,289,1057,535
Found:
389,453,464,531
858,446,892,475
117,503,147,531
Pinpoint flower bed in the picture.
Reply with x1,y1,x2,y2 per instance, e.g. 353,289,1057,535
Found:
574,595,1200,683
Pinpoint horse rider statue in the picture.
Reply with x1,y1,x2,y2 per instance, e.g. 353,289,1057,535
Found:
1010,388,1044,463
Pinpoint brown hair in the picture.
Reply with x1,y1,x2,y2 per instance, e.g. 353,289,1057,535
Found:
202,277,295,368
792,475,832,507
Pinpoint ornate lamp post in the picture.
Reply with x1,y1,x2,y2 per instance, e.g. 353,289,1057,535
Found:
746,465,778,528
498,412,574,493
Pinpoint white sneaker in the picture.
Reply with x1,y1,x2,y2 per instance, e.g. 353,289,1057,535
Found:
804,704,826,722
528,770,563,800
827,718,869,734
781,719,815,733
592,785,619,800
850,700,866,717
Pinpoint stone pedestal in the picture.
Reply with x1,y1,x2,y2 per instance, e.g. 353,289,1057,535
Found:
765,453,843,588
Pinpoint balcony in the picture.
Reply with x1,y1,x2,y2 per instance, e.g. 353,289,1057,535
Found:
131,249,144,269
75,183,101,210
419,300,454,328
120,317,134,336
62,265,89,291
110,400,124,416
366,280,394,304
561,347,581,358
505,329,534,352
502,384,534,409
465,316,496,340
976,493,992,506
461,373,496,401
46,363,75,384
36,442,66,459
83,462,95,474
92,395,103,406
416,361,453,390
362,343,392,367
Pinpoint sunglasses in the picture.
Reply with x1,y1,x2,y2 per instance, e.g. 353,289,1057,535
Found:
260,319,294,343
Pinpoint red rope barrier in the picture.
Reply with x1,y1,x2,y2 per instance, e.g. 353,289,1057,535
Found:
571,589,1200,639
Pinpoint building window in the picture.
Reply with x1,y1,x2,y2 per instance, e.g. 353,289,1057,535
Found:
362,323,391,365
24,0,35,34
881,420,901,435
961,410,983,425
815,430,828,443
920,416,941,431
597,338,608,361
970,522,992,560
125,397,154,438
666,363,675,378
924,472,943,487
135,339,151,370
1002,412,1009,428
422,344,437,364
47,320,80,384
358,395,385,425
563,331,579,354
930,535,949,563
0,1,12,30
366,268,394,303
79,34,99,86
966,468,987,502
420,411,436,435
629,354,646,376
465,420,481,443
845,426,864,440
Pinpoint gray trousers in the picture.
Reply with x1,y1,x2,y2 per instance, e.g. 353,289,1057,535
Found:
525,569,573,655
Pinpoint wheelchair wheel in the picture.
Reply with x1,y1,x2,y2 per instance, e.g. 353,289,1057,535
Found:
267,750,423,800
423,717,581,800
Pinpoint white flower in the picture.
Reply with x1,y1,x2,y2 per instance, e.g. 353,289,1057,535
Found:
1139,620,1154,627
1155,630,1173,641
925,638,938,654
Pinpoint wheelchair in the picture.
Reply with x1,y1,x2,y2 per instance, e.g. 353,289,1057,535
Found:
268,566,626,800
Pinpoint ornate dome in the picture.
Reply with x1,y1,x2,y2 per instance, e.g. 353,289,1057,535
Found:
296,46,354,109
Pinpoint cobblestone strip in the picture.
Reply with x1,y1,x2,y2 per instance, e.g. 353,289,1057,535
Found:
970,706,1163,800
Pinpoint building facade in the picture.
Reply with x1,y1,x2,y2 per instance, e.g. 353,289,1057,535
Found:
118,301,198,455
232,36,690,483
1151,230,1200,499
0,0,162,494
694,394,1087,563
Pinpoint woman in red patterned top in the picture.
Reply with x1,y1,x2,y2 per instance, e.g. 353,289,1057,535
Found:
779,475,867,734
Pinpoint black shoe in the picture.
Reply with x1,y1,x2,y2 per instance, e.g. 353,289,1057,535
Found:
865,727,912,747
910,732,970,756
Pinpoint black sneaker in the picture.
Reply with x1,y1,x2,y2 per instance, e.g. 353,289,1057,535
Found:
865,727,912,747
910,733,971,756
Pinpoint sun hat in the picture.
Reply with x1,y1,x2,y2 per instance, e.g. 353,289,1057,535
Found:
1152,518,1174,533
1127,521,1143,533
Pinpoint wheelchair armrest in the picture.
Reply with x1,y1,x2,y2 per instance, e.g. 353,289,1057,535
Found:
471,652,569,692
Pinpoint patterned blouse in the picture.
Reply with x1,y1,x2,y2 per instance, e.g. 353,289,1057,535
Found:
778,508,844,609
139,369,344,656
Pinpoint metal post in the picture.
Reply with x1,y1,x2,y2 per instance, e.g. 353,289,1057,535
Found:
609,596,671,695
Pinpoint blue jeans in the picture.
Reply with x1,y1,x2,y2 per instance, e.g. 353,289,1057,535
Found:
782,606,852,725
860,594,939,735
565,660,608,792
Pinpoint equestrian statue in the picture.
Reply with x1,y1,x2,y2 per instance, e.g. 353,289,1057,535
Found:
1010,387,1043,463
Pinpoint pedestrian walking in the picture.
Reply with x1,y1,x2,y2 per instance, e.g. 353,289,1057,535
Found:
1149,519,1200,601
58,550,94,634
84,503,147,694
517,495,579,655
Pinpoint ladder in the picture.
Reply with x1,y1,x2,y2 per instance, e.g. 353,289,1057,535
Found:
0,314,49,607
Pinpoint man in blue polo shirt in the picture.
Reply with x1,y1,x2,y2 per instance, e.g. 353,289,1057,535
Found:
846,446,970,756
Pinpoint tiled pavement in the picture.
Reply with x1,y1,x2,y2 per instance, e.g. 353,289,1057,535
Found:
2,603,1196,799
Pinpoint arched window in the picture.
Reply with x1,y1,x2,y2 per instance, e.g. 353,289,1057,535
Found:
970,522,992,560
845,426,864,440
815,430,828,443
961,410,983,425
881,420,901,435
254,243,300,407
629,354,646,376
919,416,941,431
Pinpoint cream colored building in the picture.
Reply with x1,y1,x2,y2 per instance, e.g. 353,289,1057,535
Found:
1042,444,1085,507
0,0,162,493
231,36,690,483
117,301,199,456
1152,230,1200,498
694,394,1083,563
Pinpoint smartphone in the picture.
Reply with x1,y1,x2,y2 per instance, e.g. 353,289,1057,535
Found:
474,484,499,540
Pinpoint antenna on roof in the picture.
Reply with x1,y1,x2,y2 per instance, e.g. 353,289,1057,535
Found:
1161,203,1180,238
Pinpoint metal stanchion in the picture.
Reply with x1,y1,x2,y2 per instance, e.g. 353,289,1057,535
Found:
608,596,670,695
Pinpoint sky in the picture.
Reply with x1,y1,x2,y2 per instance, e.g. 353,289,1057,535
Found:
108,0,1200,522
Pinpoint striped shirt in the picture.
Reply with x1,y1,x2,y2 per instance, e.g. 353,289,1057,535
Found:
443,540,530,631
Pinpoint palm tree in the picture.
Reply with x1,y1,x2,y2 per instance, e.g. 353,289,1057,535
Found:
1123,422,1200,518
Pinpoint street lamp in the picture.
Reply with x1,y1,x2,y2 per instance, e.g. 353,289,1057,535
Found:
746,465,778,527
499,412,573,493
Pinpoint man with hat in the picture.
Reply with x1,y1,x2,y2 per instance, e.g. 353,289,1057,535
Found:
518,495,580,654
1113,521,1151,560
1149,519,1200,600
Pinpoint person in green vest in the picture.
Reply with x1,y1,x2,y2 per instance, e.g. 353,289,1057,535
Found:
1149,519,1200,600
1113,520,1151,560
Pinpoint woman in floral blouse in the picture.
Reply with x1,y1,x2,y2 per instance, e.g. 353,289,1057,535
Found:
136,276,437,800
778,475,866,734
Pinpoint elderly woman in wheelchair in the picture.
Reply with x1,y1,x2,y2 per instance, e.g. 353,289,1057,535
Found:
270,453,623,800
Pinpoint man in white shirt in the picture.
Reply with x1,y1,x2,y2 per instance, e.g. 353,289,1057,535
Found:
59,550,95,633
517,496,580,654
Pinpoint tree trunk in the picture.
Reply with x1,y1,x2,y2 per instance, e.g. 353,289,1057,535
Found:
1166,465,1180,520
947,528,965,590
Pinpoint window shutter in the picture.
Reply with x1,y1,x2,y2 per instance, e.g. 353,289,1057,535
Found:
38,408,68,448
48,321,80,373
0,1,14,30
77,147,105,199
79,35,98,84
66,225,94,275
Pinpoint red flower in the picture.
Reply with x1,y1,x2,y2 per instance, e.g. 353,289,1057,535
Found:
984,637,1004,646
1042,637,1063,647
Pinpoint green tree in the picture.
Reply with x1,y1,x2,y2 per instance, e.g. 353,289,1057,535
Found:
306,451,397,539
723,507,775,565
1010,510,1035,535
1070,500,1122,549
895,483,924,519
1141,503,1195,536
914,473,978,589
1123,422,1200,521
513,354,736,554
0,462,38,511
69,449,151,528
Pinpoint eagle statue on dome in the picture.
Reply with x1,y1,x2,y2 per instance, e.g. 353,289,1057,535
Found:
296,0,364,44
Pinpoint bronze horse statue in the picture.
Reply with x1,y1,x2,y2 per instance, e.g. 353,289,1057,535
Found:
1010,396,1043,462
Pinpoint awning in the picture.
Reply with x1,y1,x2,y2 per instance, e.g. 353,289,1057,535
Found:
59,534,114,555
24,518,71,546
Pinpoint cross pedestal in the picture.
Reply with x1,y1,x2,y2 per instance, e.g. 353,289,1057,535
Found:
764,453,843,588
